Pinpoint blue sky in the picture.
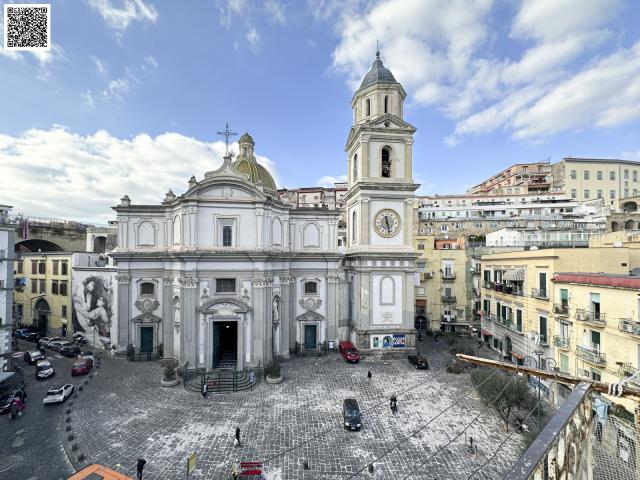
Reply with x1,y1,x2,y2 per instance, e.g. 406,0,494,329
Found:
1,0,640,223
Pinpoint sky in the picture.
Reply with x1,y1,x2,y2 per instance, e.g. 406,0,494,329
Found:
1,0,640,224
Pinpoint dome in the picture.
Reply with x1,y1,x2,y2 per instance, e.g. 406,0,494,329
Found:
233,158,276,191
359,52,398,90
239,132,254,145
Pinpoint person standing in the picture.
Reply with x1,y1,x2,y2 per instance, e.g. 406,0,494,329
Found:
235,426,241,447
136,458,146,480
390,395,397,415
202,382,208,399
367,370,372,380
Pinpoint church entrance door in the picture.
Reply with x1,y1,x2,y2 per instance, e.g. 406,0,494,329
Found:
140,326,153,353
212,321,237,369
304,324,317,350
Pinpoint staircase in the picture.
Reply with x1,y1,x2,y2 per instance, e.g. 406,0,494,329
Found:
182,365,262,394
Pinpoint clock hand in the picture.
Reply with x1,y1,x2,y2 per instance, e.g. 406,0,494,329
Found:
384,216,391,231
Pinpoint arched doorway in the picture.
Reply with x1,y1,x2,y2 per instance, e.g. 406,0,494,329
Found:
93,236,107,253
622,201,637,213
503,336,513,359
414,315,427,331
611,221,621,232
624,219,636,230
33,298,50,334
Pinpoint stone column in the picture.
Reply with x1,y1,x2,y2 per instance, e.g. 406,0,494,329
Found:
252,279,266,366
162,276,174,358
256,208,264,248
326,274,339,344
115,274,131,353
180,276,198,366
279,275,292,358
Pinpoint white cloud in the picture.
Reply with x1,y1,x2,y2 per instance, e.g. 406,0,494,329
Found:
217,0,248,28
87,0,158,31
91,55,108,74
0,127,279,223
82,90,95,108
330,0,636,144
246,26,260,50
143,55,158,69
103,77,131,100
316,174,347,187
265,0,286,25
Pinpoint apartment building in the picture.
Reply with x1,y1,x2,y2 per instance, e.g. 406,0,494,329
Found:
468,160,552,195
0,205,15,373
479,247,630,398
13,252,106,337
551,273,640,415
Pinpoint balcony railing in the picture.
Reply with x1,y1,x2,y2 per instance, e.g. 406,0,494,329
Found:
442,272,456,280
553,303,569,315
441,315,457,323
483,313,495,322
553,335,571,350
441,295,457,303
496,316,523,333
531,288,549,300
575,309,606,326
471,267,480,275
619,363,640,387
576,345,606,366
618,318,640,336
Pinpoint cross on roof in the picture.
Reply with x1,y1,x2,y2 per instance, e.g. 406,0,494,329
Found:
217,122,237,156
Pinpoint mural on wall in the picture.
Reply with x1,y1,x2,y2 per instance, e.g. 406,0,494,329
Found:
72,273,115,347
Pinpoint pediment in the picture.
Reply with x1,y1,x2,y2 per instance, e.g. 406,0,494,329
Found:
132,312,162,324
296,310,324,322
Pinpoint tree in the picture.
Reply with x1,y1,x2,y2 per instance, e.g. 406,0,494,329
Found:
471,368,540,432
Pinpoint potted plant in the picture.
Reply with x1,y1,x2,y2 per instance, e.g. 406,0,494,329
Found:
266,355,283,384
160,358,179,387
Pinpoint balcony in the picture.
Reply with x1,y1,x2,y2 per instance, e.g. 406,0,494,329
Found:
500,283,524,296
442,272,456,281
473,289,480,297
441,315,457,323
483,313,495,322
553,335,571,350
531,288,549,300
576,345,606,366
553,303,569,316
496,316,523,334
441,295,457,304
619,363,640,387
575,309,606,327
483,281,494,289
471,267,480,275
618,318,640,336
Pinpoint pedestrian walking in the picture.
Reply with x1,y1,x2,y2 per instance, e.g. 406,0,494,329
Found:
235,426,241,447
13,397,25,416
367,370,372,380
202,382,208,399
390,395,397,415
136,458,146,480
9,402,18,420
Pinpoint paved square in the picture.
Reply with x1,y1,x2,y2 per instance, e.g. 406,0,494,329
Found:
64,340,524,479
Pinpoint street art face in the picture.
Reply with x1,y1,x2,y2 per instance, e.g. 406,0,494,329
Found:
72,275,114,346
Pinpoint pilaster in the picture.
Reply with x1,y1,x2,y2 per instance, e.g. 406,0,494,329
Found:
162,275,174,358
115,273,131,352
179,275,198,365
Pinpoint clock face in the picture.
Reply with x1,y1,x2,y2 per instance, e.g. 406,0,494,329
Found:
374,209,402,237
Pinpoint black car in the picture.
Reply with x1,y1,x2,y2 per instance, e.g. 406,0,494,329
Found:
0,387,27,414
60,345,82,358
343,398,362,431
24,350,45,365
23,331,40,342
408,354,429,370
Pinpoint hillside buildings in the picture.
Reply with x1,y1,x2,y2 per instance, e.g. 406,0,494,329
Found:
0,205,15,373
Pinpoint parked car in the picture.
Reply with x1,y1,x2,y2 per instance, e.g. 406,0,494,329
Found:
408,354,429,370
78,351,94,362
0,387,27,414
339,341,360,363
43,384,74,405
39,337,58,348
50,340,72,352
60,345,82,358
342,398,362,431
35,359,55,379
71,358,93,376
13,328,34,339
23,331,40,342
72,333,87,345
24,350,45,364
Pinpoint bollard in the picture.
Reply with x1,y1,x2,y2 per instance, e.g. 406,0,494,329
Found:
71,443,78,451
368,464,374,473
78,385,83,391
67,434,74,441
65,408,71,414
65,417,71,423
65,425,71,431
303,460,309,470
77,453,85,462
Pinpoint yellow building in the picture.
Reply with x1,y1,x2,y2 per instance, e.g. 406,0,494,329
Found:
14,252,74,337
479,247,630,377
414,235,472,333
552,273,640,414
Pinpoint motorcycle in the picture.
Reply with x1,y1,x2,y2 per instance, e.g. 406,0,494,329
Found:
72,333,87,345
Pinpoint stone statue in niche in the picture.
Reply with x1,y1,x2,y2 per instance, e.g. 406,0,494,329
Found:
272,295,280,327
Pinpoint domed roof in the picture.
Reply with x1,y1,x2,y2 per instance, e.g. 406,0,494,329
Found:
359,52,398,90
239,132,254,145
232,158,276,191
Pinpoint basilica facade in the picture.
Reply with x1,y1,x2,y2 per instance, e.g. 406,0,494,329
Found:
111,52,419,369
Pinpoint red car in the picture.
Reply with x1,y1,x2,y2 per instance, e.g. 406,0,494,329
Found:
71,358,93,376
339,341,360,363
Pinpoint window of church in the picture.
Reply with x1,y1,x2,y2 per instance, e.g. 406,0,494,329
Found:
353,154,358,181
365,98,370,116
215,278,236,294
381,147,391,177
351,211,357,243
222,225,232,247
140,282,155,296
303,281,318,295
384,95,388,113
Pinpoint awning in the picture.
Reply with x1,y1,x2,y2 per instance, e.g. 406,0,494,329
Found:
481,329,493,336
511,351,524,360
503,269,525,281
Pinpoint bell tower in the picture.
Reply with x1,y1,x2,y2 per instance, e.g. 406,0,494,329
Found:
345,50,419,353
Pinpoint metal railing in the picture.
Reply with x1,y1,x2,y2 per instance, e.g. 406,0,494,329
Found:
553,303,569,315
441,272,456,280
575,345,606,366
471,267,480,275
553,335,571,350
483,280,494,289
181,362,263,394
618,318,640,336
496,316,523,333
530,288,548,300
127,349,162,362
618,363,640,387
575,308,606,326
483,313,495,322
441,295,457,303
441,315,457,323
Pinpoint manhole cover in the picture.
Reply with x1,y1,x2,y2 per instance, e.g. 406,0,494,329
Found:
0,454,24,473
